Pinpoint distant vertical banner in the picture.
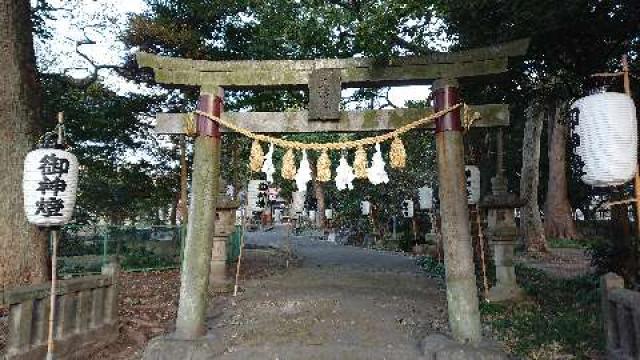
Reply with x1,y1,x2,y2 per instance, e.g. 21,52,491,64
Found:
292,191,305,212
464,165,481,204
402,200,414,218
23,149,79,227
361,201,371,216
418,186,433,209
324,208,334,220
268,187,280,202
248,180,268,212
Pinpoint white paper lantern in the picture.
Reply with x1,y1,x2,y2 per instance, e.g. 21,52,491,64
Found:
361,201,371,216
235,209,243,225
402,200,414,218
292,191,305,212
248,180,268,211
572,92,638,187
465,165,481,205
418,186,433,209
23,149,79,227
324,208,334,220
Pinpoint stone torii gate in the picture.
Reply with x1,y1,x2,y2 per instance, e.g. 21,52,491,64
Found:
137,39,528,346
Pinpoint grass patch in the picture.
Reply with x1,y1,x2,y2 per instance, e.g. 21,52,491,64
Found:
548,237,591,249
417,256,603,358
481,264,603,359
417,256,445,280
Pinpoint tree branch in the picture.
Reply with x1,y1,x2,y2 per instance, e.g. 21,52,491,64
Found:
64,27,124,88
326,0,435,55
379,87,399,109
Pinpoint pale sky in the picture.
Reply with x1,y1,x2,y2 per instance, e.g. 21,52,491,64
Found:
37,0,434,107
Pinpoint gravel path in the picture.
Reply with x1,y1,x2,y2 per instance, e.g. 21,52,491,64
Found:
207,225,448,359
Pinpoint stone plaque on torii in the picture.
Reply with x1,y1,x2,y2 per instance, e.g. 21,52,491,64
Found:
136,38,529,345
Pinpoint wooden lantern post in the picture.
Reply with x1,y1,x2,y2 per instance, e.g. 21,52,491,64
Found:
592,55,640,241
622,56,640,241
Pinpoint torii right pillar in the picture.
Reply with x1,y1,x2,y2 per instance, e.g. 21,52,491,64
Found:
433,78,482,344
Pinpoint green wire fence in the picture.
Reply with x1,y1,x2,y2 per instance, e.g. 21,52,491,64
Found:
55,224,242,276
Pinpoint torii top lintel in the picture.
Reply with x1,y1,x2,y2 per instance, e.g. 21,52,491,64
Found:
136,39,529,89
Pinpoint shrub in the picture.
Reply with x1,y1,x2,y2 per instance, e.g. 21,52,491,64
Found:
482,265,603,358
416,256,445,279
120,246,177,270
587,237,638,286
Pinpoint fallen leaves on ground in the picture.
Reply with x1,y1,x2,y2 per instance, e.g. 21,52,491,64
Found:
91,248,292,360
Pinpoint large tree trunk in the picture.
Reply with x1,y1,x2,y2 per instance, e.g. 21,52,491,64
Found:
544,103,580,239
0,0,49,289
519,104,548,253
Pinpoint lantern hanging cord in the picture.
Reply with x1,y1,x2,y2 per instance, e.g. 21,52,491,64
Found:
36,112,67,149
191,103,469,150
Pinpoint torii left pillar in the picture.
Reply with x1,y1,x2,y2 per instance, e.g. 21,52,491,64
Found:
175,87,223,339
433,79,482,344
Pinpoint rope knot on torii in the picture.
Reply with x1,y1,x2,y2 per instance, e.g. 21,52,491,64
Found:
183,102,480,188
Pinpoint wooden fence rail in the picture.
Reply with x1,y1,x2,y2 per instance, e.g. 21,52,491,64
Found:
0,263,119,360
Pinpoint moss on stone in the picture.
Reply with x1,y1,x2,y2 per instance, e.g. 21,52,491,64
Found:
361,111,378,129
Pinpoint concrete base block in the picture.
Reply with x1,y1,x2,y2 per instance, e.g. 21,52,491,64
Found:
7,323,118,360
142,335,227,360
209,262,227,274
487,285,525,303
209,262,229,287
421,334,509,360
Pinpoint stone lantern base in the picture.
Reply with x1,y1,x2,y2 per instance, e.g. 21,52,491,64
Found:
487,239,524,303
208,192,240,291
209,234,231,289
487,284,525,303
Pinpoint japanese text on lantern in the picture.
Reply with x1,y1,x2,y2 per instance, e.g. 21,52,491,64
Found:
35,153,69,217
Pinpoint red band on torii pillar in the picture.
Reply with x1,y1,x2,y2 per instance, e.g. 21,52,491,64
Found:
433,79,462,133
196,90,223,138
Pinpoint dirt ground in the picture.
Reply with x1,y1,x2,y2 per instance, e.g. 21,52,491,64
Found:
90,247,291,360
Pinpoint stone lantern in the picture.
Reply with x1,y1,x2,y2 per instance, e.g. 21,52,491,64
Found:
479,130,524,302
210,179,240,288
